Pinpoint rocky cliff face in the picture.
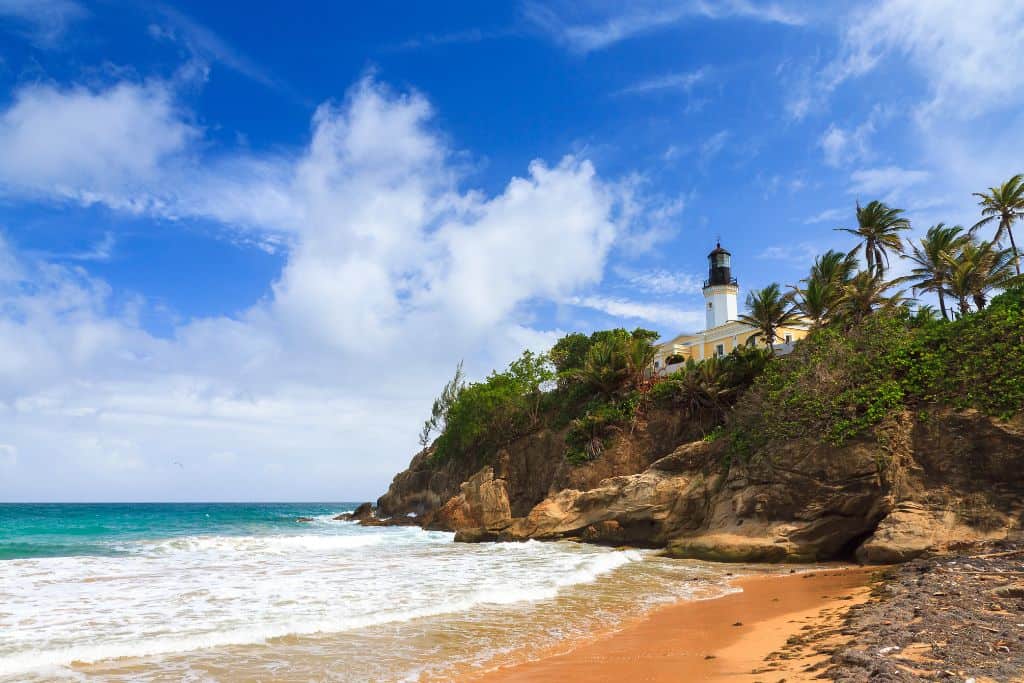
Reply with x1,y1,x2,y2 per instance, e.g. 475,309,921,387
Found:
374,407,1024,563
376,408,699,523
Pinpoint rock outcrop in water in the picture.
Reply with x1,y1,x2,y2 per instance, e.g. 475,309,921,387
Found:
374,406,1024,563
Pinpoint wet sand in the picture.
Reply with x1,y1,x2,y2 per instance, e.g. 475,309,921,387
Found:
478,566,877,682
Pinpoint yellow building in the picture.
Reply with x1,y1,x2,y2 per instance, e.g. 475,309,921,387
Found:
651,243,809,373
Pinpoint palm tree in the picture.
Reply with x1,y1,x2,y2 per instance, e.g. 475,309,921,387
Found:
672,358,729,423
836,270,909,325
942,240,1022,316
571,338,631,399
789,250,858,326
789,276,834,326
808,249,859,286
738,283,802,352
973,174,1024,276
896,223,970,320
836,200,911,276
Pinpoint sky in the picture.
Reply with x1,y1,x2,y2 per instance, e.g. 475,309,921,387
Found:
1,0,1023,501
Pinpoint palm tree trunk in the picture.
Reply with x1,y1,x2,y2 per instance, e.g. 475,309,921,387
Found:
865,242,875,275
937,288,949,321
1007,223,1022,276
973,293,987,310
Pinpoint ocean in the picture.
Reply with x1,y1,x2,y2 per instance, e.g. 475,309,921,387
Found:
0,503,740,681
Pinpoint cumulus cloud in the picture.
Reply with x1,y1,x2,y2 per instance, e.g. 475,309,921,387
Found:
0,81,198,208
0,77,640,500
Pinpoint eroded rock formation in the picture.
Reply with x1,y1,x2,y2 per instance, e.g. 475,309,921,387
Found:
374,407,1024,563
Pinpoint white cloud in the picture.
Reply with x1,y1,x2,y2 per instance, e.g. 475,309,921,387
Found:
614,67,709,96
800,0,1024,122
47,232,117,262
0,81,198,207
848,165,929,200
0,0,85,47
523,0,804,54
392,28,514,51
819,108,889,168
0,444,15,467
699,130,730,166
149,6,282,91
804,207,846,225
567,295,703,330
616,267,703,295
758,243,820,263
0,77,649,501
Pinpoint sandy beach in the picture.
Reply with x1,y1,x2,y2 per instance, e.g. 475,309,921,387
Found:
478,566,877,682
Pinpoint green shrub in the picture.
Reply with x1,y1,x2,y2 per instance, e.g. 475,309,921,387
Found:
728,286,1024,456
565,393,640,464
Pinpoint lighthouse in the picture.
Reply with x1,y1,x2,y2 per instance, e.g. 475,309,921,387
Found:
703,242,738,329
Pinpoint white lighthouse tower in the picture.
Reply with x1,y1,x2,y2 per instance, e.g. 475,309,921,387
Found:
703,242,738,329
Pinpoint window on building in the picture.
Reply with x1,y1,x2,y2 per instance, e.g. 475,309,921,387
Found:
715,343,725,357
785,334,793,344
707,302,713,309
654,360,660,369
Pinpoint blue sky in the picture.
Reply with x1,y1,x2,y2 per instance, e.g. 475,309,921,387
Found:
1,0,1022,501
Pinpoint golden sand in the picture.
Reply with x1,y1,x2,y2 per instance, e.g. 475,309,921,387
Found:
476,567,876,682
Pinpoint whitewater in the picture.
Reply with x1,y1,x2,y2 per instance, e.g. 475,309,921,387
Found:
0,503,737,681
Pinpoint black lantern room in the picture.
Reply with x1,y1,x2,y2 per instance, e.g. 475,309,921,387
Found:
705,242,736,288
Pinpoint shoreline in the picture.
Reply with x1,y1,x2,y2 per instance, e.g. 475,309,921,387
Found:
473,566,879,682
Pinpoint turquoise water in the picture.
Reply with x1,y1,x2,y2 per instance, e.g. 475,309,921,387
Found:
0,502,356,560
0,503,734,681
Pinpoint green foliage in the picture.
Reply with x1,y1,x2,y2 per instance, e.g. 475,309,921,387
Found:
563,328,658,399
728,287,1024,455
426,327,659,466
419,362,466,447
429,350,554,464
737,283,801,348
565,393,641,464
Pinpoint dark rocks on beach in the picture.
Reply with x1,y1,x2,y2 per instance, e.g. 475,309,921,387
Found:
333,502,375,522
453,527,500,543
295,517,314,523
825,540,1024,682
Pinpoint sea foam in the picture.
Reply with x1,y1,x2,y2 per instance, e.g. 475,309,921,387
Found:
0,518,643,680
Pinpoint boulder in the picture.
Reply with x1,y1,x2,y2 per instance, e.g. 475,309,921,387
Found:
333,501,375,522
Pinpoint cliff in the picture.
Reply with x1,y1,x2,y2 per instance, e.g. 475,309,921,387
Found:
373,290,1024,563
375,406,1023,563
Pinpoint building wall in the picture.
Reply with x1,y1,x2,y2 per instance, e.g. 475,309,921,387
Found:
651,323,810,372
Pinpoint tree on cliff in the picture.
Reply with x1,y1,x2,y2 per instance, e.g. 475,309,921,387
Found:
737,283,801,351
836,200,910,276
419,362,465,447
897,223,970,321
835,270,908,325
789,249,858,326
942,239,1022,316
973,173,1024,276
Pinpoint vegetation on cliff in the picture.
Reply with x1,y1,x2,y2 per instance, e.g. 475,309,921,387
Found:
419,174,1024,468
730,287,1024,456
